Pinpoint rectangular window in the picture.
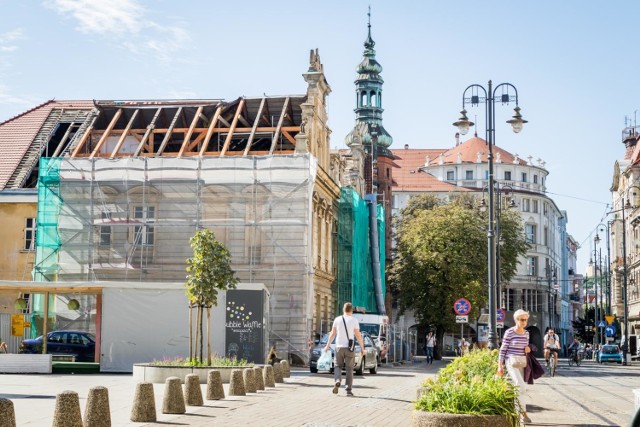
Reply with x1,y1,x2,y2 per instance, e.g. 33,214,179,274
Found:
24,218,36,250
521,172,527,182
504,171,512,181
465,170,473,180
544,226,548,246
522,198,530,212
525,224,537,244
446,170,455,181
533,175,538,184
527,256,538,276
543,203,549,216
532,200,539,213
133,206,155,245
100,212,111,246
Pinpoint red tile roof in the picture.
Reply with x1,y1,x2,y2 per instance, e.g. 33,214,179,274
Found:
0,100,94,189
440,136,526,165
391,148,465,192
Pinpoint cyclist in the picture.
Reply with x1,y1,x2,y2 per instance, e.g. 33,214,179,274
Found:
567,338,580,364
543,328,560,367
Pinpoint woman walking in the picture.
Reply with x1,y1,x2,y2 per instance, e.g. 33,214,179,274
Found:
497,309,531,424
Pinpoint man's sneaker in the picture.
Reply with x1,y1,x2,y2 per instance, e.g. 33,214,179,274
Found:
346,390,354,396
522,412,532,424
332,381,340,394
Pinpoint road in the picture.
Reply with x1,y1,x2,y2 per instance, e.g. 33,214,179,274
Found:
1,357,638,426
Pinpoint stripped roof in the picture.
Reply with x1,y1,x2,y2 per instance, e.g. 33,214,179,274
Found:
0,100,94,190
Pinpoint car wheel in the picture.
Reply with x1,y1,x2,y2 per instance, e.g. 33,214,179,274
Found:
355,358,364,375
369,358,378,374
310,366,318,373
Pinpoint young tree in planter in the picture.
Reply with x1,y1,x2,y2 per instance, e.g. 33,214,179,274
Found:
185,229,238,365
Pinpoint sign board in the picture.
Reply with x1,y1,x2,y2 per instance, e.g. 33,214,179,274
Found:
453,298,471,315
598,320,606,328
455,315,468,323
496,308,506,322
225,289,266,364
605,315,615,325
605,325,616,337
496,322,504,329
11,314,24,337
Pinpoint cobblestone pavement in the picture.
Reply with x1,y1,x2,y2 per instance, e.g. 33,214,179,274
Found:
3,357,638,426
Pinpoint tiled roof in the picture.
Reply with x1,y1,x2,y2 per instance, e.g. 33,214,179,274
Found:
391,148,465,192
439,136,527,165
0,100,94,189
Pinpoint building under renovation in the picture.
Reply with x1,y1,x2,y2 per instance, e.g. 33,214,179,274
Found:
0,48,388,367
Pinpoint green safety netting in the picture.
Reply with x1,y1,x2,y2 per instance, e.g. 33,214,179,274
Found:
34,157,63,282
336,187,386,314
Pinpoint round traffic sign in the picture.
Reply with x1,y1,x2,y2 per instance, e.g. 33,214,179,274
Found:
605,325,616,337
496,308,506,322
454,298,471,315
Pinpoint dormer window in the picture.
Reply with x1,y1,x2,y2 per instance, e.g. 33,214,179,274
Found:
504,171,512,181
446,170,455,181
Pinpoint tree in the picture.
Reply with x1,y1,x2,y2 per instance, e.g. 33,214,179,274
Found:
389,193,528,356
572,306,596,343
185,229,238,365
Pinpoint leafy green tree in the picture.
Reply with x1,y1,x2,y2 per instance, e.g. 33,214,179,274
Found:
389,193,528,357
572,306,596,343
185,229,238,365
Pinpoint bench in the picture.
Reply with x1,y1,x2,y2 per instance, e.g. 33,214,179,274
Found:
0,354,52,373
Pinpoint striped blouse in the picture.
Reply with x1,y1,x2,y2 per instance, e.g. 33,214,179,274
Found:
498,327,529,364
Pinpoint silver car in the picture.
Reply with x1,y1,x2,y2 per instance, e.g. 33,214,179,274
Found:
309,332,379,375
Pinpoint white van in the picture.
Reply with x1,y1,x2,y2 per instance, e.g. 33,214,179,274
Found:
353,313,389,363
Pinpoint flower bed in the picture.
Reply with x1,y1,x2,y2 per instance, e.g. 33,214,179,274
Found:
133,363,255,384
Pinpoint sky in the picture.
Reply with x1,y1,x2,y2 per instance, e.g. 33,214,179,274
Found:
0,0,638,273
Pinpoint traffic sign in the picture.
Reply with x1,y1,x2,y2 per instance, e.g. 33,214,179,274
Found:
456,315,468,323
605,315,615,325
496,322,504,328
454,298,472,315
598,320,606,328
605,325,616,337
496,308,506,322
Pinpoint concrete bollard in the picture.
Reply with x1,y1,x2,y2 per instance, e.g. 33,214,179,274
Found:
228,369,246,396
52,390,83,427
253,366,265,391
84,386,111,427
130,382,156,422
0,398,16,427
206,370,225,400
162,377,186,415
243,368,256,393
273,362,284,383
280,359,291,378
184,374,203,406
263,364,276,388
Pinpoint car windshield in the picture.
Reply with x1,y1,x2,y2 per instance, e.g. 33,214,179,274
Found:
359,323,380,337
602,346,619,354
319,334,335,345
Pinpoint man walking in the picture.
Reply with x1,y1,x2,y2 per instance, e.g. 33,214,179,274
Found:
425,331,435,364
324,302,365,396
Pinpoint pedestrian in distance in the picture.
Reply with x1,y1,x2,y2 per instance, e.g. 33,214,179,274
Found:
498,309,532,424
323,302,365,397
425,331,435,364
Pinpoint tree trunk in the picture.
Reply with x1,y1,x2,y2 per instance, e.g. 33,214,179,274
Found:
188,303,193,363
206,305,212,366
199,303,204,363
194,304,200,362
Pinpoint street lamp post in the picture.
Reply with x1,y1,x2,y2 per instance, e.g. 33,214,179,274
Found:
589,248,599,347
619,185,640,364
453,80,526,349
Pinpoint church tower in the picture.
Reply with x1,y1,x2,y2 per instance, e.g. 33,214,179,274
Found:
345,10,394,316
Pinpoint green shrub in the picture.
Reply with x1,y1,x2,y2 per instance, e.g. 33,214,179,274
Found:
150,355,251,367
415,349,521,426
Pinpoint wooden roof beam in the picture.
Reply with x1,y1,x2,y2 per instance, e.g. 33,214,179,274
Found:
269,97,289,155
71,112,100,158
244,97,266,156
134,108,162,156
110,109,139,159
156,107,182,156
52,121,78,158
220,99,245,156
199,105,223,155
281,130,296,145
178,105,203,157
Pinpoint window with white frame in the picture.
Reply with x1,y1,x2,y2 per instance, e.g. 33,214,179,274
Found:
521,172,527,182
527,256,538,276
522,198,530,212
504,171,512,181
465,170,473,180
533,174,538,184
132,206,155,246
525,224,537,244
446,170,455,181
99,211,111,246
24,218,36,250
532,200,539,213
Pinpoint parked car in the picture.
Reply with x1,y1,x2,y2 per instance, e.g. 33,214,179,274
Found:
19,330,96,362
597,344,623,364
309,332,379,375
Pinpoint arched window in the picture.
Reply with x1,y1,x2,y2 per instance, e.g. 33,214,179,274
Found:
370,91,376,107
360,91,367,107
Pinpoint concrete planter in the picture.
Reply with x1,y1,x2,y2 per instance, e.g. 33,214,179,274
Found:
411,410,512,427
133,364,254,384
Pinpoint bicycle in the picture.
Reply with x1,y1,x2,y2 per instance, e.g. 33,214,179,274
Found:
548,349,558,376
567,350,581,367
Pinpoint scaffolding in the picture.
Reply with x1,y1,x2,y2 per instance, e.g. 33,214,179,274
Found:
336,187,386,314
34,154,317,362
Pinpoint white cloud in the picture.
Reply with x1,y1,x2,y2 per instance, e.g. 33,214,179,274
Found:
0,28,25,52
43,0,190,60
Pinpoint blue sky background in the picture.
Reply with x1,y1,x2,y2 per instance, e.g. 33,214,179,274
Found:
1,0,638,273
